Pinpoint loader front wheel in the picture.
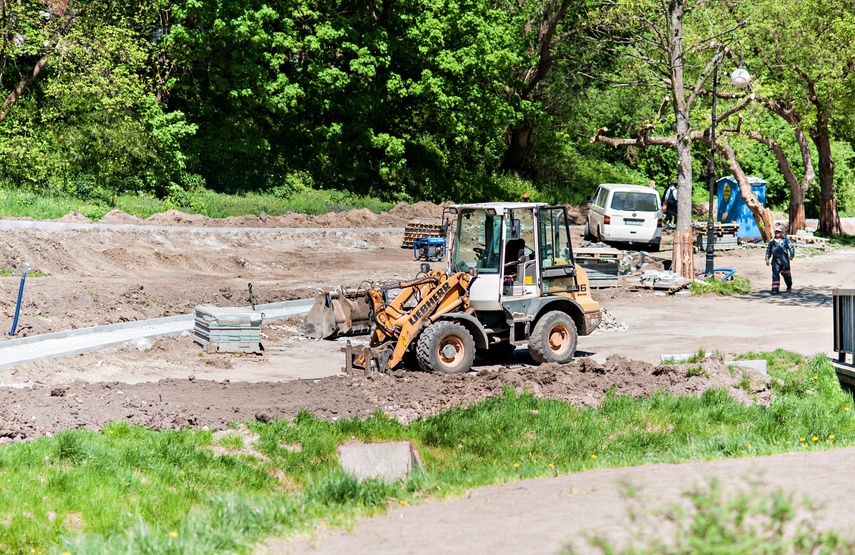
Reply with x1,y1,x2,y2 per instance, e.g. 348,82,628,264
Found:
417,322,475,374
528,311,578,364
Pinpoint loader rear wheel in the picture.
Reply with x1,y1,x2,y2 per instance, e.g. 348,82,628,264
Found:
416,322,475,374
528,311,578,364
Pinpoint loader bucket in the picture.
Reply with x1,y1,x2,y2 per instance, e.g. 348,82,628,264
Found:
299,290,374,339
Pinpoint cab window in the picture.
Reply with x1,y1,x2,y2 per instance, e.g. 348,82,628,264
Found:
453,209,501,274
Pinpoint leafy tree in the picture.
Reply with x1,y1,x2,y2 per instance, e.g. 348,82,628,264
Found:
741,0,855,235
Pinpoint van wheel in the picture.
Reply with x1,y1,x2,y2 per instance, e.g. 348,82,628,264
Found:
583,223,593,241
528,311,578,364
417,322,475,374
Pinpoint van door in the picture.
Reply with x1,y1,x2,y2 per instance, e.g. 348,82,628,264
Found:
588,186,606,237
607,190,661,241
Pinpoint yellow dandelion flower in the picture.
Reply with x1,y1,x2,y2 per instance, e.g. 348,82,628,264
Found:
591,454,597,459
108,430,113,435
548,463,554,468
747,443,752,448
800,437,806,442
399,499,408,506
513,463,519,468
829,434,835,440
786,441,790,445
169,531,178,538
812,436,819,442
31,549,35,554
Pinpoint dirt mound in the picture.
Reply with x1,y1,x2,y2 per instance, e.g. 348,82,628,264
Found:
99,210,144,225
55,211,93,224
144,210,212,227
0,354,774,441
387,202,445,225
565,204,588,225
61,201,446,229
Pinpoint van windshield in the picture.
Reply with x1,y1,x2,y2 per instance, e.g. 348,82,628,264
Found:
610,192,658,212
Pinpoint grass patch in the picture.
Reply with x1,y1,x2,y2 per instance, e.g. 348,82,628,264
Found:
0,187,395,221
1,352,853,553
691,275,751,296
576,479,855,554
0,268,49,277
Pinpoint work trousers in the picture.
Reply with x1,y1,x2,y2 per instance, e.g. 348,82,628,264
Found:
770,257,792,293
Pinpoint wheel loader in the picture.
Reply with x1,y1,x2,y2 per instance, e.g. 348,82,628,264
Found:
299,202,602,374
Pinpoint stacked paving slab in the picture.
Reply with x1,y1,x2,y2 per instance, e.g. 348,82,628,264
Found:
194,305,263,353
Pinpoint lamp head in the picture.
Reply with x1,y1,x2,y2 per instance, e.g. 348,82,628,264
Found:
731,66,751,89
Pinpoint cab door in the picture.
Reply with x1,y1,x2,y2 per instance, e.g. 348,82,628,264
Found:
537,206,579,294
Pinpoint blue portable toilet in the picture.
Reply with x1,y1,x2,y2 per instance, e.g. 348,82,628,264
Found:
716,175,767,238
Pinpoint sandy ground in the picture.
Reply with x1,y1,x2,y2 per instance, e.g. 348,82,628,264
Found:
0,205,851,552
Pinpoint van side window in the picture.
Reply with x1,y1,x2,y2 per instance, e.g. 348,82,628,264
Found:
594,187,607,207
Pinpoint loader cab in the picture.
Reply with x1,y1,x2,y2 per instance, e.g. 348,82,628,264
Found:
447,203,579,311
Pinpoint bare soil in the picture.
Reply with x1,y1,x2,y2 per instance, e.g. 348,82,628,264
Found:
0,204,851,553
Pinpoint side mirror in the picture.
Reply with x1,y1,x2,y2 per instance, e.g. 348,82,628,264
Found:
586,195,593,204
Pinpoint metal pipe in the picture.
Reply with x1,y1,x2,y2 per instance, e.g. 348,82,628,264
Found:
9,264,29,337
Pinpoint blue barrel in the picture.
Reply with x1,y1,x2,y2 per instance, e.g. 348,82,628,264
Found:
716,176,766,238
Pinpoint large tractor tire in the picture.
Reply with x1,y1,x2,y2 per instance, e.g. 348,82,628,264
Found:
528,311,578,364
416,321,475,374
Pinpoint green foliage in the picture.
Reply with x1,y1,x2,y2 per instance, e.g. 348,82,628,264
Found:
691,275,751,296
579,479,855,554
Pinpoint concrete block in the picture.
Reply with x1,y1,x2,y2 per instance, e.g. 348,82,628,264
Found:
727,359,768,375
338,441,423,483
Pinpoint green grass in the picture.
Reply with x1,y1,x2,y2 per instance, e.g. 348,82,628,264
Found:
575,479,855,554
2,351,854,554
0,268,49,277
0,187,395,221
690,275,751,295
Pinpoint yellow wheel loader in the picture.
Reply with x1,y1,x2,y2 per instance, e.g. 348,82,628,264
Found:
300,203,602,374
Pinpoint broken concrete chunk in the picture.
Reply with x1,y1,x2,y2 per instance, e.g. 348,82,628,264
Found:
337,441,423,482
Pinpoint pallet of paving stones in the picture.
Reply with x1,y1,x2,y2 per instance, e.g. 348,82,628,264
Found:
401,219,444,249
788,233,829,250
624,277,690,293
575,247,622,287
194,305,263,353
691,222,740,235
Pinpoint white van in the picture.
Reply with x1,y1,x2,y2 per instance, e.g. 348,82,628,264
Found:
586,183,662,251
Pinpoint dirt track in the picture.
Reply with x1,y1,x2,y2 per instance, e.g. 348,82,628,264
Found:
0,206,852,552
0,207,847,441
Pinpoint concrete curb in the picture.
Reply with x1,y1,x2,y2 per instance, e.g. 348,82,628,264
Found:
0,299,315,371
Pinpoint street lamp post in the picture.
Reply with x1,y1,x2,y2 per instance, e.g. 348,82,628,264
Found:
705,62,751,278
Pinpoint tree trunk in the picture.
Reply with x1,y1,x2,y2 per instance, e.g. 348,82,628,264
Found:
719,140,773,240
501,119,533,173
668,0,694,280
812,120,841,235
787,189,807,233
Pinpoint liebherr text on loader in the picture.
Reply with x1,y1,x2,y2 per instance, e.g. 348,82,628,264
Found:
300,202,602,374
